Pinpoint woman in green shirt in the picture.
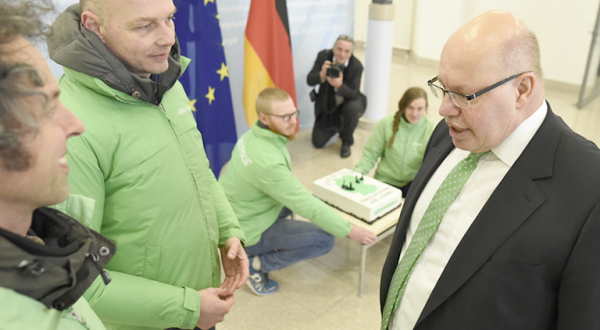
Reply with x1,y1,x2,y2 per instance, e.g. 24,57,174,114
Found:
354,87,436,197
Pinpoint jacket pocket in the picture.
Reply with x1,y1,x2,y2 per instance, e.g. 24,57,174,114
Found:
142,246,162,280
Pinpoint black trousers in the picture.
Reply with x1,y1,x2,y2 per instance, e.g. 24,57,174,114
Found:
312,98,364,148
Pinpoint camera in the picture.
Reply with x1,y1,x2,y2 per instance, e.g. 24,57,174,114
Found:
327,64,343,78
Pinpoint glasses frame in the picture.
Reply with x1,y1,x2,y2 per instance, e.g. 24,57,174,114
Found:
265,110,300,122
428,71,533,109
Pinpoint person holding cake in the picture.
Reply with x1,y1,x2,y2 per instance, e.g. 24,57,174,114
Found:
220,87,376,296
354,87,436,197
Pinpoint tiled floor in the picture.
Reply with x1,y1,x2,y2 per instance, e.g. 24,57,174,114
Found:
218,47,600,330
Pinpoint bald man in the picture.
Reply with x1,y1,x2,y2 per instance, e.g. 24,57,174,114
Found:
46,0,248,329
380,10,600,330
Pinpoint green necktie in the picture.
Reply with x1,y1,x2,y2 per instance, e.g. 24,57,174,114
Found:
381,151,490,330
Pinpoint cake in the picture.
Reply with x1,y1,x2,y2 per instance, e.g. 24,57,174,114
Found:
313,168,403,223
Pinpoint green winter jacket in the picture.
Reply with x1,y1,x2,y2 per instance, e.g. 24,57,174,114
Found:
0,289,106,330
219,123,352,247
0,207,116,330
47,5,244,330
354,115,435,188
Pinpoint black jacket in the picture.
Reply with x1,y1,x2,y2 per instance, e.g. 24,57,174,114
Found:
306,49,366,118
0,207,115,310
380,104,600,329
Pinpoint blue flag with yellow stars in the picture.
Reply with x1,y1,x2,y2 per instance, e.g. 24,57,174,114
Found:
174,0,237,176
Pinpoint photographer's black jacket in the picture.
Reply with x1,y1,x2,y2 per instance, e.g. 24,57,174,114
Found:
306,49,366,118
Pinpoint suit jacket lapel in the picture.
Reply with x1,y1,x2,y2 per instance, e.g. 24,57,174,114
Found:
416,104,561,326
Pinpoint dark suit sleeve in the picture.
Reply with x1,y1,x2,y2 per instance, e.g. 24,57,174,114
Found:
557,200,600,329
307,50,327,86
337,56,363,101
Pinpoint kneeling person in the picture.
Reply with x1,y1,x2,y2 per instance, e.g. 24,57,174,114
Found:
220,87,376,295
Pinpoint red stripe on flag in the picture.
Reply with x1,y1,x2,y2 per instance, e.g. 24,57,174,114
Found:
245,0,297,106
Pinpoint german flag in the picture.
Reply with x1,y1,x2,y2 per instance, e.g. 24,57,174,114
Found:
243,0,297,128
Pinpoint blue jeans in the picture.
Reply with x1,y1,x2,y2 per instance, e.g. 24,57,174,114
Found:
244,207,335,273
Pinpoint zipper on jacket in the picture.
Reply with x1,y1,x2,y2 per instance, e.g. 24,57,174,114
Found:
87,249,112,285
158,103,176,126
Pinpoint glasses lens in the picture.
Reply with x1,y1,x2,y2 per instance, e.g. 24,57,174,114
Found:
429,84,443,99
448,92,471,109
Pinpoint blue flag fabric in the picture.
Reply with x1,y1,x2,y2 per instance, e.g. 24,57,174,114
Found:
174,0,237,177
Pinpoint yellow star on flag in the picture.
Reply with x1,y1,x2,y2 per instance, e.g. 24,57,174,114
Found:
189,98,197,112
216,63,229,81
204,0,214,5
205,86,216,105
216,14,220,20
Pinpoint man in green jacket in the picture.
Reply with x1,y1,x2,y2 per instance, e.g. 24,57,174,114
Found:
0,1,114,328
46,0,248,329
220,88,376,295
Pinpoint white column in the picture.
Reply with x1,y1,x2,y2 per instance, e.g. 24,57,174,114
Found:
363,2,395,121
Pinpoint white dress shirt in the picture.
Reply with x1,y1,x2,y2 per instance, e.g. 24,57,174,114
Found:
390,102,548,329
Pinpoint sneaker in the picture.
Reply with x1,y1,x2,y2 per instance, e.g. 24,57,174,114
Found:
340,141,351,158
246,257,279,295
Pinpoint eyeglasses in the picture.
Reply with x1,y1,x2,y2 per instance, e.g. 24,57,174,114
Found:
265,110,300,122
427,71,533,109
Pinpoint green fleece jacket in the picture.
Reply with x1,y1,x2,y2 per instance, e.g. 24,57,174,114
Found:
47,5,244,330
219,123,352,247
354,115,435,188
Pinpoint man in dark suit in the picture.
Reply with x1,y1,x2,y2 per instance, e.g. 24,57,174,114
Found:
380,10,600,330
307,35,367,158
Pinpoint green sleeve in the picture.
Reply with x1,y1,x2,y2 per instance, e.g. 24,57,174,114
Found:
354,118,389,175
56,138,200,329
208,167,246,248
257,163,352,238
83,272,199,329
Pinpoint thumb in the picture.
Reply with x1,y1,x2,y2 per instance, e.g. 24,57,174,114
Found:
227,243,239,259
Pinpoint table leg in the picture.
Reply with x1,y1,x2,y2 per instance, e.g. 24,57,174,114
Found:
359,243,368,297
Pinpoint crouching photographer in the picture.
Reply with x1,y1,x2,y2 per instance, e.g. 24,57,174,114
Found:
307,35,367,158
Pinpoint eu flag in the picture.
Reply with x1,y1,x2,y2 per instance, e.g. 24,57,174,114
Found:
174,0,237,176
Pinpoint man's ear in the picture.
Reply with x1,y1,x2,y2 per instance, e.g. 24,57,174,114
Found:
515,73,535,110
258,113,269,126
81,11,106,43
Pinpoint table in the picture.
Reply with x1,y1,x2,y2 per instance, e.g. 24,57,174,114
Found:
331,202,403,297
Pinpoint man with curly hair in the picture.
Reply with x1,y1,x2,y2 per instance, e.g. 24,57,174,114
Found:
0,1,114,329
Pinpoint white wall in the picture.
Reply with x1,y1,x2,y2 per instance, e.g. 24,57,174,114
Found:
356,0,600,86
354,0,415,50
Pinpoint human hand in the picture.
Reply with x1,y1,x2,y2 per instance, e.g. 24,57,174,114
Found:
347,226,376,245
326,71,344,90
219,237,249,297
196,288,234,329
320,60,332,81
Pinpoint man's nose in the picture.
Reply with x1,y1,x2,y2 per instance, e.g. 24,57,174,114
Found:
157,22,176,47
58,102,85,138
438,94,459,118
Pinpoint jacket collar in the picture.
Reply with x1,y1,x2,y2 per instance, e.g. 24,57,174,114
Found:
0,207,116,310
252,121,291,144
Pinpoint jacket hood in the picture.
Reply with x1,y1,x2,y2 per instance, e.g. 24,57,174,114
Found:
0,207,116,311
47,4,183,105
